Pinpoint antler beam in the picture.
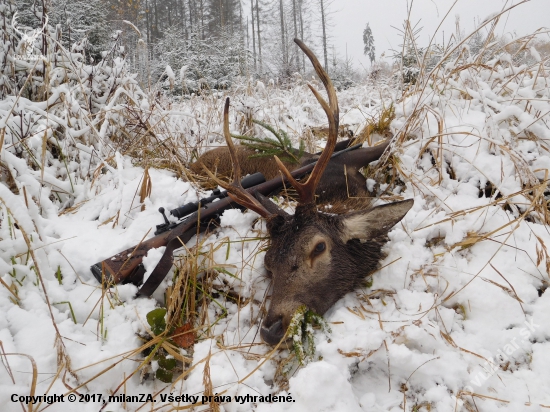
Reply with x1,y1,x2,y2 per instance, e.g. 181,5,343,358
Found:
273,38,339,205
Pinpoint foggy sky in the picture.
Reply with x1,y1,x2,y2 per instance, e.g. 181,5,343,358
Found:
330,0,550,70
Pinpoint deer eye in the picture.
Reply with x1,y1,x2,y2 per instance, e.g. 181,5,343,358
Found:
312,241,326,255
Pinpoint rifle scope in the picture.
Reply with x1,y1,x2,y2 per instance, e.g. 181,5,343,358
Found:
170,172,266,219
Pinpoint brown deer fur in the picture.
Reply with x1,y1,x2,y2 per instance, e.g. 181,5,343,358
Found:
189,145,314,180
189,139,389,204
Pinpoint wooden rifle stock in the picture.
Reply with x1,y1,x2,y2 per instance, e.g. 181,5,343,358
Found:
91,142,367,296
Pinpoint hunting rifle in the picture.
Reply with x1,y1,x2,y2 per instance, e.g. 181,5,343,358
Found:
91,139,363,297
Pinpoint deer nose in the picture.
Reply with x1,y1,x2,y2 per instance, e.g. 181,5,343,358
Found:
261,318,285,345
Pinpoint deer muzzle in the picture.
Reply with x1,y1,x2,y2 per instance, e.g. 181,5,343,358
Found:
260,318,286,346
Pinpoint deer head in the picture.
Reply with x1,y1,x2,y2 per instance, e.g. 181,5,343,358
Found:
209,39,413,345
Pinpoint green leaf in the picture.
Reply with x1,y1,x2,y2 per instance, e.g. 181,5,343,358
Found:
158,357,177,370
146,308,167,336
53,301,77,324
55,266,63,285
363,276,373,289
155,368,173,383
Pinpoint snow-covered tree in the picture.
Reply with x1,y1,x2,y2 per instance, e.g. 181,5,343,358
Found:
330,52,358,90
50,0,111,61
153,26,247,93
207,0,242,38
13,0,110,62
318,0,331,72
363,22,375,65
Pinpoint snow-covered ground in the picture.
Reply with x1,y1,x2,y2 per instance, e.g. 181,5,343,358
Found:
1,31,550,412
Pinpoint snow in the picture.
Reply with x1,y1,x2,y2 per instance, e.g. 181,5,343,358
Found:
165,65,175,89
142,246,166,283
1,20,550,412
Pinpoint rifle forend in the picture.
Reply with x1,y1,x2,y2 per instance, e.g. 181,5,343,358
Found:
90,173,267,293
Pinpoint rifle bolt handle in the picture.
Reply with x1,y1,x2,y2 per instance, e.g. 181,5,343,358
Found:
158,207,170,225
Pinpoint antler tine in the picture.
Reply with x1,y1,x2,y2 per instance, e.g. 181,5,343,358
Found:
274,39,339,205
202,98,274,219
221,98,242,184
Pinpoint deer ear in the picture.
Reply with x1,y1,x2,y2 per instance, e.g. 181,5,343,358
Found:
341,199,413,242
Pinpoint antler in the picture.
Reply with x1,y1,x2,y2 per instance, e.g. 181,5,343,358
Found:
202,98,274,218
273,38,339,205
204,40,337,215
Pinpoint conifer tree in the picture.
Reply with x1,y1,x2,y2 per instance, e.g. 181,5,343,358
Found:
363,22,375,65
